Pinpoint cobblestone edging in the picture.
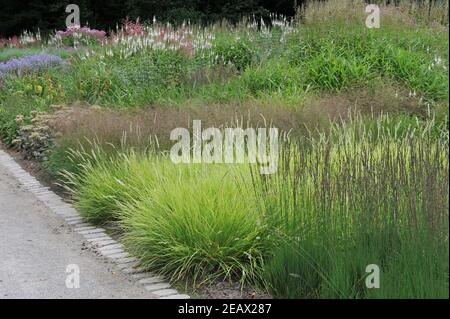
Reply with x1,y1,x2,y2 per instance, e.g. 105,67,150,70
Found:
0,149,190,299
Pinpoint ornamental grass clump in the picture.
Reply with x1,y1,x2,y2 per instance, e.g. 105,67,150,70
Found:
62,145,266,288
60,114,448,297
118,159,265,287
252,115,449,298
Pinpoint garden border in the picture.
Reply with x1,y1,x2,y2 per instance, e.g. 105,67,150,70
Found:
0,149,190,299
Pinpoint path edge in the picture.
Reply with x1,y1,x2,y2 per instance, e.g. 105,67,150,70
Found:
0,149,190,300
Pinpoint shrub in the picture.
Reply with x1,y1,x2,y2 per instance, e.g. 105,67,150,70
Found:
12,111,54,160
0,93,50,145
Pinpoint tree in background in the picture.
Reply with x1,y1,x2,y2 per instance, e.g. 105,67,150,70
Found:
0,0,302,37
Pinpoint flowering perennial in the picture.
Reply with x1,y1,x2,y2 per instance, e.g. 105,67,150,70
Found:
56,25,106,39
0,54,64,78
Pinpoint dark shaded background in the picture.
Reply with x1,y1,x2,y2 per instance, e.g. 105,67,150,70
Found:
0,0,302,37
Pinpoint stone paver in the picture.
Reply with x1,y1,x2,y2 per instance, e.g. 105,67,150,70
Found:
144,283,172,292
0,149,188,299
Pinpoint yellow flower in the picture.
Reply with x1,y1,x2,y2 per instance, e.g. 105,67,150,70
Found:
34,85,43,95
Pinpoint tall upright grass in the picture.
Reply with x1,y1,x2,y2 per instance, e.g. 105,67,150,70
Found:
301,0,449,27
252,115,449,298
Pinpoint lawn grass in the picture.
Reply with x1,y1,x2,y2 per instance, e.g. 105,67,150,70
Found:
0,47,73,62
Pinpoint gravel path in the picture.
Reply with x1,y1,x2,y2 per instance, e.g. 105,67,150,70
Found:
0,150,155,299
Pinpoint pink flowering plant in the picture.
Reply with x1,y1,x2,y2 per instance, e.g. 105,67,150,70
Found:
52,25,106,47
0,37,20,48
0,30,42,48
121,17,144,36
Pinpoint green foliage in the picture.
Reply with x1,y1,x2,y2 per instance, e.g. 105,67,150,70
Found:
60,144,133,224
59,114,449,298
43,141,80,178
213,37,255,71
240,60,302,95
2,8,447,112
62,150,266,286
120,160,265,286
1,1,449,298
253,116,449,298
285,24,449,98
0,93,50,145
49,48,193,105
0,48,72,62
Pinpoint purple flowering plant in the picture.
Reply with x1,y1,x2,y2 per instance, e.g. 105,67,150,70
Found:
0,54,65,79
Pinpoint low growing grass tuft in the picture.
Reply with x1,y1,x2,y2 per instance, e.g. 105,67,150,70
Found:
63,149,266,286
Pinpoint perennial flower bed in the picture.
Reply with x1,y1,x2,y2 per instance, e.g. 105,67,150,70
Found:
0,54,64,78
0,0,448,299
